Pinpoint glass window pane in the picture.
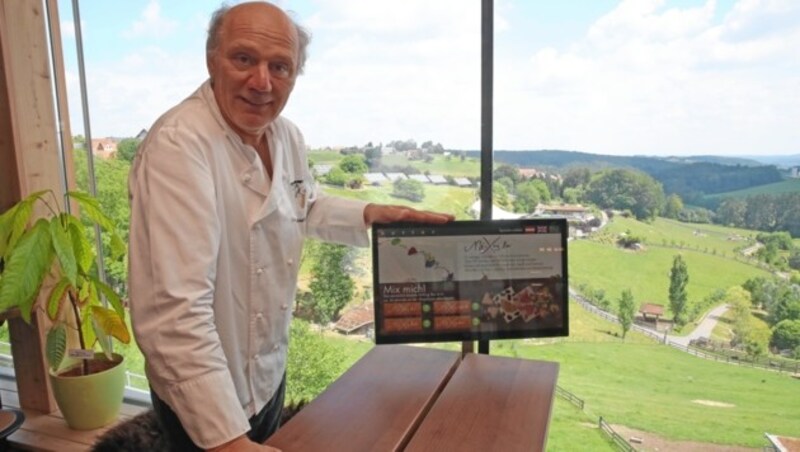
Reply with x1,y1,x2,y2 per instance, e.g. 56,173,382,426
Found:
57,0,481,399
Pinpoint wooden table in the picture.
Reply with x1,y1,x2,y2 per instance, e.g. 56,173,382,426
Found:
267,345,559,452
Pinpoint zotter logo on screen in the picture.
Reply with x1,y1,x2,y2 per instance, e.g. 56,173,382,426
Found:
463,236,511,254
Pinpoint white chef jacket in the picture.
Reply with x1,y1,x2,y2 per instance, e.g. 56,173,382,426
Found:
128,80,369,448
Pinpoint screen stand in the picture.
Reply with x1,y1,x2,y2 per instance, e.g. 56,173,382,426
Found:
461,340,490,356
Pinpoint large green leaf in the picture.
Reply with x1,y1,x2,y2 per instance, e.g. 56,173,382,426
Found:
80,305,97,351
0,202,21,259
46,322,67,371
46,276,71,321
90,305,131,344
50,215,77,286
89,275,125,318
67,190,127,260
92,317,113,361
0,219,55,321
0,201,28,261
1,190,50,259
67,191,115,232
67,216,94,273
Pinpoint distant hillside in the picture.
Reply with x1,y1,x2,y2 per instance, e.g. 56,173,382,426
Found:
704,179,800,200
464,150,682,173
663,155,763,166
739,154,800,168
463,149,783,199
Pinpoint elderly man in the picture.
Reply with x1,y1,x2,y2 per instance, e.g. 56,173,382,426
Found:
128,2,453,451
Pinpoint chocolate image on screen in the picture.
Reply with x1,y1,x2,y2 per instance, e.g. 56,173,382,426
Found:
371,219,569,344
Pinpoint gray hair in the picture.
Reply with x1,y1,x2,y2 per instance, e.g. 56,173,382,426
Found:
206,2,311,75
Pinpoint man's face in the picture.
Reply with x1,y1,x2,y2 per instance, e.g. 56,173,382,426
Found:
207,4,299,143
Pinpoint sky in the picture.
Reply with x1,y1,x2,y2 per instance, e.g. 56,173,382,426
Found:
56,0,800,156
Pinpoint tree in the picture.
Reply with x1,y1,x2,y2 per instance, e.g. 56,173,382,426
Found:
663,194,684,219
363,146,382,169
513,180,541,213
492,181,511,209
584,169,665,220
744,326,770,359
617,289,637,340
392,179,425,202
115,137,141,162
716,198,746,227
668,255,689,326
560,167,591,194
771,319,800,351
493,164,521,185
338,154,368,174
325,167,348,186
308,243,355,324
725,286,753,346
286,319,347,404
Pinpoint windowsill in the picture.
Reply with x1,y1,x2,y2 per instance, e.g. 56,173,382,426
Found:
0,364,151,451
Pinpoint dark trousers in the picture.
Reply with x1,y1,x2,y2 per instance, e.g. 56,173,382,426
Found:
150,374,286,451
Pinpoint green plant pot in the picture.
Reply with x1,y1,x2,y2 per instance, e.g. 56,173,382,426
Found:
49,353,126,430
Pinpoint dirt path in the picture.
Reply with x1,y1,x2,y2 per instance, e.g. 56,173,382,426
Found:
611,425,759,452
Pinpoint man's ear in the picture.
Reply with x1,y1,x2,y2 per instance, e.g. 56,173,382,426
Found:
206,53,215,84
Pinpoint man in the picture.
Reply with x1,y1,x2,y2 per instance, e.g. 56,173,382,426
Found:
127,2,453,451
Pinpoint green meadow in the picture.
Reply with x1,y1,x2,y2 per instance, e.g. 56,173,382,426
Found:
322,183,477,220
571,217,773,316
705,178,800,200
317,299,800,449
309,150,482,178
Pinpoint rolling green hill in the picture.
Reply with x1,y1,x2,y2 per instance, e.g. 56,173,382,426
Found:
704,178,800,200
571,216,773,320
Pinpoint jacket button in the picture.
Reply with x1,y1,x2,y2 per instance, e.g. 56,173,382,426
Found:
287,259,294,266
281,304,288,310
243,174,252,182
272,344,279,351
256,268,264,275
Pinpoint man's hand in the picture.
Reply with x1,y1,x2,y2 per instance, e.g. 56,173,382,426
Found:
207,435,281,452
363,204,455,226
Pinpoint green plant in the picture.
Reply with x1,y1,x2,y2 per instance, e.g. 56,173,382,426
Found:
0,190,130,375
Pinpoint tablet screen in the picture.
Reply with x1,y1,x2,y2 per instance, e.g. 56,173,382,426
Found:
371,219,569,344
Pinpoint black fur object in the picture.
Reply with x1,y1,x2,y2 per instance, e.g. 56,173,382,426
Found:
91,410,166,452
91,400,308,451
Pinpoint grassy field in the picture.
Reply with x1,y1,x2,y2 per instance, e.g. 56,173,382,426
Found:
569,236,772,312
321,183,477,220
517,339,800,447
381,153,481,177
603,216,757,256
300,301,800,449
309,150,483,179
704,178,800,200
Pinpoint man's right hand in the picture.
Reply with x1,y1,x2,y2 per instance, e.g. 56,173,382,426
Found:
207,435,281,452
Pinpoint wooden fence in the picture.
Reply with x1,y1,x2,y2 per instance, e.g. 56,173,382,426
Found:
571,289,800,375
555,385,584,410
599,416,638,452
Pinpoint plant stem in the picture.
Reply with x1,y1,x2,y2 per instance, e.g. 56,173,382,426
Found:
68,291,89,376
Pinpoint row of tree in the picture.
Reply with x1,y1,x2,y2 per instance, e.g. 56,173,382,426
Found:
716,193,800,237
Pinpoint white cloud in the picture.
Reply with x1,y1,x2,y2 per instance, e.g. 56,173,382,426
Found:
123,0,178,39
492,0,800,155
72,0,800,156
61,20,75,38
67,45,207,138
